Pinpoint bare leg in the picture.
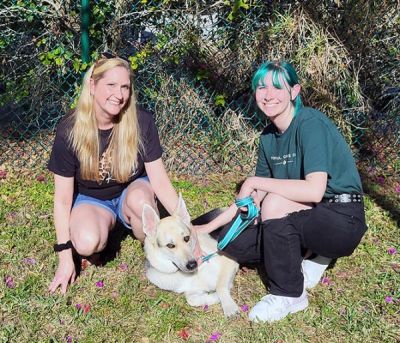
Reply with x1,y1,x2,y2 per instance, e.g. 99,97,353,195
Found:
121,178,157,242
261,192,312,221
70,204,116,257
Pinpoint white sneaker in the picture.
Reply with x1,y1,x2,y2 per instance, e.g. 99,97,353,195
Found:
249,291,308,322
302,255,332,289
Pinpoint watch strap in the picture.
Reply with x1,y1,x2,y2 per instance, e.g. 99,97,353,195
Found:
53,240,73,252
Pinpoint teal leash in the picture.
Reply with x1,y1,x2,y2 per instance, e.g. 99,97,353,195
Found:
201,196,259,262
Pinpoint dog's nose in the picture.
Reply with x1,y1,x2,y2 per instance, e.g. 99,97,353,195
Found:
186,260,198,271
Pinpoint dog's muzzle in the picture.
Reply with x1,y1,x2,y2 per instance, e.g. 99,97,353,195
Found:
172,259,198,273
186,260,198,271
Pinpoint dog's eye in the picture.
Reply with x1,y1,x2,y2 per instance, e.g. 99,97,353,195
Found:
166,243,175,249
183,236,190,243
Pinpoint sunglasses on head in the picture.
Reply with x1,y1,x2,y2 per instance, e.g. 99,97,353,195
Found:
101,51,117,59
92,51,130,74
97,51,129,62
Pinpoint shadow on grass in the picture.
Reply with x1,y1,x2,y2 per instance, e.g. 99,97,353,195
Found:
361,172,400,228
72,223,134,276
101,222,133,265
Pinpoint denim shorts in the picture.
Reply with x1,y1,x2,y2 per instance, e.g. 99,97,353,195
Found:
72,176,149,230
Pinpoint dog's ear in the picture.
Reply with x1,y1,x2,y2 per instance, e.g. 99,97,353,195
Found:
173,192,191,227
142,204,160,237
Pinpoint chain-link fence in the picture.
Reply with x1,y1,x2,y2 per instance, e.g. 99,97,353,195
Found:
1,1,399,193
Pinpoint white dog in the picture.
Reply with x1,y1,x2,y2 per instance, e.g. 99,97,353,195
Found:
142,195,240,317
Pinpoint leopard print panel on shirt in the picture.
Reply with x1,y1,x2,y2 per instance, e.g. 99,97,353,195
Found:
97,146,138,184
98,146,113,184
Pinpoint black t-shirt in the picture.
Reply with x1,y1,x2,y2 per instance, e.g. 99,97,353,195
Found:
48,107,163,200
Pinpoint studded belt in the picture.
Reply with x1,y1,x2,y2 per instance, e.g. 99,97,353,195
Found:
322,193,363,203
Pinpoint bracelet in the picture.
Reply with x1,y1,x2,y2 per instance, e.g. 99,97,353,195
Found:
53,240,73,252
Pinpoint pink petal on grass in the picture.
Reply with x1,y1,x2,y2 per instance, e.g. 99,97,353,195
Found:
4,276,15,289
376,176,385,185
390,263,400,272
95,280,104,288
118,263,128,271
240,304,249,312
385,296,393,304
75,303,82,310
395,185,400,193
202,304,209,311
321,277,331,286
36,174,46,182
178,328,191,341
83,303,91,314
22,257,37,265
387,247,397,255
0,170,7,179
66,335,72,343
206,332,222,342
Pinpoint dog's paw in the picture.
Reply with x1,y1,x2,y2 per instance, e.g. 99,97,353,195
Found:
186,292,220,307
222,303,240,319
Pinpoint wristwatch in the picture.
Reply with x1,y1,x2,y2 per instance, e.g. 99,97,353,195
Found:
53,240,73,252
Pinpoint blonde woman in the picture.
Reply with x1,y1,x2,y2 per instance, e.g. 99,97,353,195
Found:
48,54,179,294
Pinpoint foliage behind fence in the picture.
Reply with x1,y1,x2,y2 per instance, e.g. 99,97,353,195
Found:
0,1,398,193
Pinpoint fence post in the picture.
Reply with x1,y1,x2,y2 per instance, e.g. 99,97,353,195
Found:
81,0,90,64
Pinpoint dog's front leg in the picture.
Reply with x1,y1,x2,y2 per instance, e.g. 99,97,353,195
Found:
185,292,220,307
146,267,186,292
216,259,240,318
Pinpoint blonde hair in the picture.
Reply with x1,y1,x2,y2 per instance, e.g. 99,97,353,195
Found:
70,57,143,182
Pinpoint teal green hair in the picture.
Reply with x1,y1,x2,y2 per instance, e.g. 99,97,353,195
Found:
251,61,303,116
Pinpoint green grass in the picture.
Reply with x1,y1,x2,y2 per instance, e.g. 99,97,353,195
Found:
0,172,399,342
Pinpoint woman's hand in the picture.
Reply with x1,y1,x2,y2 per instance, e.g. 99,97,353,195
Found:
193,224,215,234
48,251,76,294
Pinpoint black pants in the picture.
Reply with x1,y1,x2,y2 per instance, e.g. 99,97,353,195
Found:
218,202,367,297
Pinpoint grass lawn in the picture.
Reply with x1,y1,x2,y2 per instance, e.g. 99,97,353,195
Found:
0,171,399,342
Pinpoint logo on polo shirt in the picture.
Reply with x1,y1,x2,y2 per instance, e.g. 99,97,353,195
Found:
271,152,297,166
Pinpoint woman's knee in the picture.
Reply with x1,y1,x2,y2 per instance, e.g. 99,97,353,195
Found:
70,206,113,256
261,194,289,219
124,182,156,217
123,183,157,242
72,228,104,256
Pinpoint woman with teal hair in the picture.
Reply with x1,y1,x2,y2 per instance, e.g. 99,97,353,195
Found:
196,60,367,322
